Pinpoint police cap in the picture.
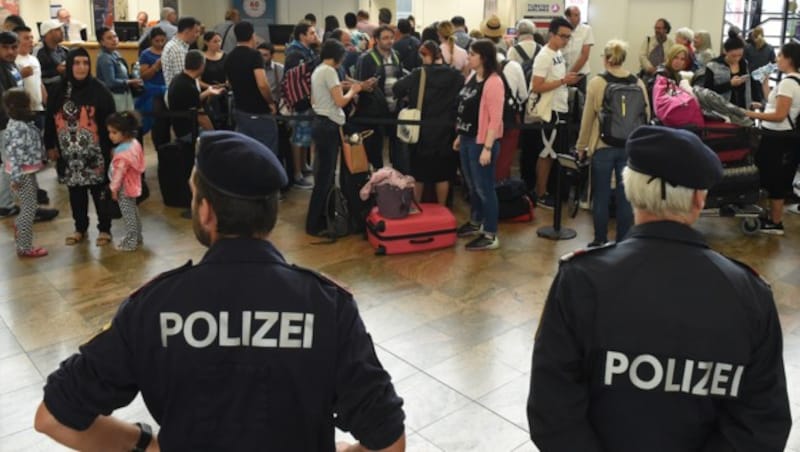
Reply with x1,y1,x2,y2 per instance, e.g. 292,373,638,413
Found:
195,131,287,199
626,125,723,190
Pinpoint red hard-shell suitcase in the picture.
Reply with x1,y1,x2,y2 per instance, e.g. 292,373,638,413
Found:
366,204,457,255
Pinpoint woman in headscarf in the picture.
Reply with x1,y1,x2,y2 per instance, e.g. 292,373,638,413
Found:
393,40,464,204
45,48,117,246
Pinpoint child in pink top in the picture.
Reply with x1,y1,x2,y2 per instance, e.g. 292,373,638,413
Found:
107,111,145,251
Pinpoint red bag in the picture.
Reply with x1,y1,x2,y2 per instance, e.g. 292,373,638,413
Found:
653,76,704,127
366,204,457,255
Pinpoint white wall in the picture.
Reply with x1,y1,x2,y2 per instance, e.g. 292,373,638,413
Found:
588,0,725,73
18,0,728,51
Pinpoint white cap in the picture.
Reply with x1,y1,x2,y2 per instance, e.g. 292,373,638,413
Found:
39,20,63,38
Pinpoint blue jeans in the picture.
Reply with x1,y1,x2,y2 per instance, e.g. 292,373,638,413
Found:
234,110,278,157
306,117,339,234
591,147,633,243
459,135,499,235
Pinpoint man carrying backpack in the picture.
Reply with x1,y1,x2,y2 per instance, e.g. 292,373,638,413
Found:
507,19,539,79
283,21,319,190
575,39,650,247
355,25,406,173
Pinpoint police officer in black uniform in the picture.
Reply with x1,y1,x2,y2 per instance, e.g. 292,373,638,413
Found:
34,131,406,452
527,126,791,451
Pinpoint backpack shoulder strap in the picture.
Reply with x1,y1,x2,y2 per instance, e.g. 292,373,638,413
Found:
785,76,800,129
513,44,530,61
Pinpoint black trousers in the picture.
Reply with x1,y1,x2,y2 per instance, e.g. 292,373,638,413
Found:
68,184,111,233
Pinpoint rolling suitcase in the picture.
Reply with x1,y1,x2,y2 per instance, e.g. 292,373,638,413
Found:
366,203,457,255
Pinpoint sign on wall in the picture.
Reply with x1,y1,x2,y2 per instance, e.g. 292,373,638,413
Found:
0,0,19,22
517,0,566,19
93,0,114,35
234,0,277,42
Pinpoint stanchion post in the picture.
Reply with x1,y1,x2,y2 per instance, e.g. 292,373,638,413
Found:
537,120,577,240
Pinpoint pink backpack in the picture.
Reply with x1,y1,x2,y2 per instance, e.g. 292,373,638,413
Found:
653,75,704,127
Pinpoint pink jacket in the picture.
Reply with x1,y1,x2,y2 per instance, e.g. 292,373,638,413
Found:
109,139,146,198
472,72,505,144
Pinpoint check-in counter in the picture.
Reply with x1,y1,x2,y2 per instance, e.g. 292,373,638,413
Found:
67,41,286,75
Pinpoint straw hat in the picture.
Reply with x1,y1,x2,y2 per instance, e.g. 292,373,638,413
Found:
481,15,503,39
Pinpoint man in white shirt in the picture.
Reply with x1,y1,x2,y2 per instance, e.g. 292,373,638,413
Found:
56,8,86,42
563,6,594,93
526,17,580,208
14,26,45,128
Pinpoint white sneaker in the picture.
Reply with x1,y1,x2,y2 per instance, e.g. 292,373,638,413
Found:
787,204,800,215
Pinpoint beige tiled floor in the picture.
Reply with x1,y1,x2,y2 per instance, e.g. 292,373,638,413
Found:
1,140,800,451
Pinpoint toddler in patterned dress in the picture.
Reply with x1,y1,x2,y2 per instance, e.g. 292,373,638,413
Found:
1,89,47,257
106,111,145,251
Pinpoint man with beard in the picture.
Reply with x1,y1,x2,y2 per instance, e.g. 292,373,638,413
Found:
34,131,407,452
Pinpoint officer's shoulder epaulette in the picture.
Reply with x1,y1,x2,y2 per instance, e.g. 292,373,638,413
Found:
128,260,194,300
290,264,353,296
560,242,617,264
721,254,771,288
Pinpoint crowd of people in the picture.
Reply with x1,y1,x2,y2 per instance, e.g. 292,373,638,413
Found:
0,7,798,254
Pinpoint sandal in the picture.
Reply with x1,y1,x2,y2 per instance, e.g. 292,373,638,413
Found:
65,231,86,246
18,247,48,258
96,232,112,247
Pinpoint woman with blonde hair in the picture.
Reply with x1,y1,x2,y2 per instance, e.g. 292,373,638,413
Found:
576,39,650,246
438,21,469,76
657,44,691,83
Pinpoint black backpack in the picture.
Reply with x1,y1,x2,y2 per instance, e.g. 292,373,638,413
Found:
598,73,648,147
513,43,540,86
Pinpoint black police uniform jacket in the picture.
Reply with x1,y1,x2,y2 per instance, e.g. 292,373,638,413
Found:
43,238,405,451
528,221,791,452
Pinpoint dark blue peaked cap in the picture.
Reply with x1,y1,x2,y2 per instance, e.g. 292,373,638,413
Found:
626,125,723,190
196,131,287,199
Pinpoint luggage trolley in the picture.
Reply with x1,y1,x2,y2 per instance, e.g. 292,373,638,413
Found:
691,122,763,235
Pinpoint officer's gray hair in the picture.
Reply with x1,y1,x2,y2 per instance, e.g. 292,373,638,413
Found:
623,167,703,218
675,27,695,43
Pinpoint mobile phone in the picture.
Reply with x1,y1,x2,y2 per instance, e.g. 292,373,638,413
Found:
506,27,517,36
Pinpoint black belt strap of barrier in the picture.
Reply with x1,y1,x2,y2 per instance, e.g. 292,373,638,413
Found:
138,108,575,131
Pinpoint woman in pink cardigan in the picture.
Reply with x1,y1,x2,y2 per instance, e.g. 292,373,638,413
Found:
452,39,505,251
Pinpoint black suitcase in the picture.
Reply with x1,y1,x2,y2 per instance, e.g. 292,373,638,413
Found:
157,140,194,208
496,178,534,221
706,164,760,208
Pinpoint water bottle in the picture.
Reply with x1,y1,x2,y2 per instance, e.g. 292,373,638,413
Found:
131,61,141,79
751,62,776,83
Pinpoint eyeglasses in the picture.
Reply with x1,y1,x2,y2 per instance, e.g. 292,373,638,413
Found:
557,33,572,40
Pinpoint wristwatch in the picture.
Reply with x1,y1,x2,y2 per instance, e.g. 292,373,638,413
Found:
132,422,152,452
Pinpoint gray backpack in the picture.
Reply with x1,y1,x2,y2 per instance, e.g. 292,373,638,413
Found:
599,73,648,147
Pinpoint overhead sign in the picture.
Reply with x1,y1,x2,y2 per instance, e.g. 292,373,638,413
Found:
518,1,565,19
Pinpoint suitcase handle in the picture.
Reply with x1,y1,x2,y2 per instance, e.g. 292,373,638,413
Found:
409,237,434,245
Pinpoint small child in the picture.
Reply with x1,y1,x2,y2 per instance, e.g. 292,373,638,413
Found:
1,89,47,257
107,111,145,251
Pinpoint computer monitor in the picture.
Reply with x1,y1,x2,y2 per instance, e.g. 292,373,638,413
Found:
114,21,140,41
268,24,295,45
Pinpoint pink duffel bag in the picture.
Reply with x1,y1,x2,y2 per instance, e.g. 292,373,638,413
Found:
653,75,704,127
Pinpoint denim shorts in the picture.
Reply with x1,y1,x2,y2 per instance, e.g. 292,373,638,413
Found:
291,119,313,147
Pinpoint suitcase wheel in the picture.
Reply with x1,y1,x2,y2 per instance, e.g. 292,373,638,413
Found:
376,245,386,256
741,217,760,235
